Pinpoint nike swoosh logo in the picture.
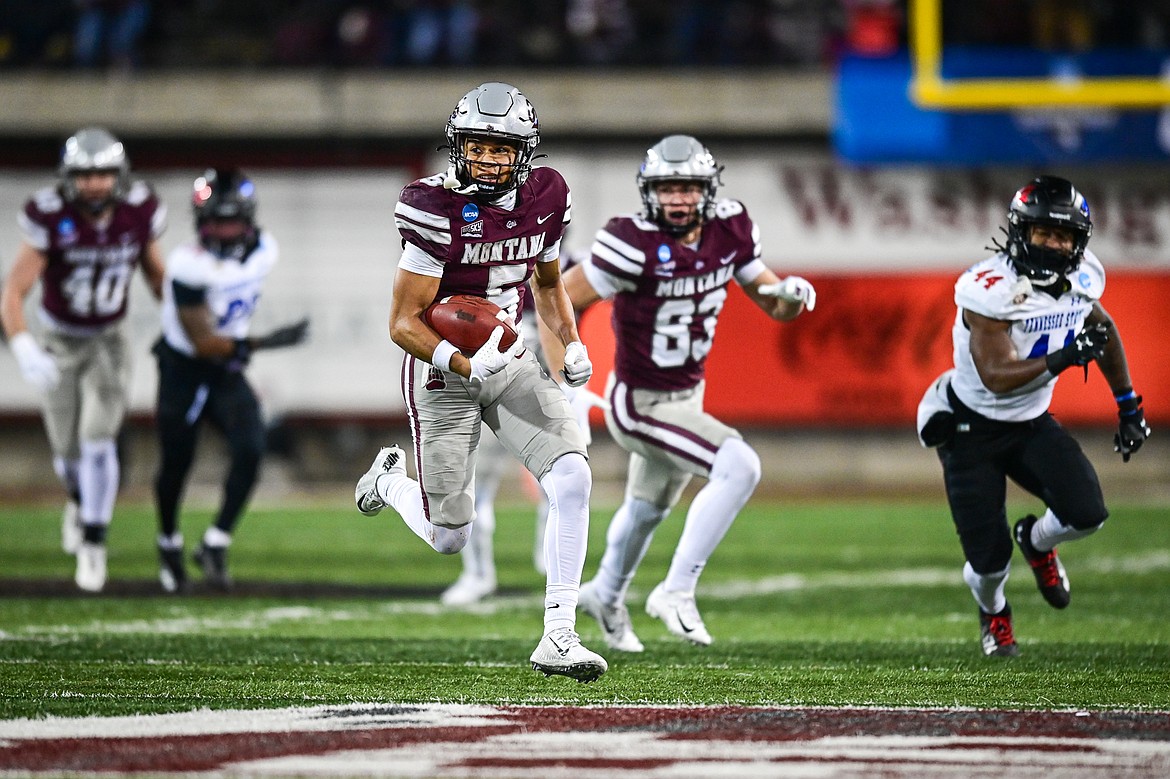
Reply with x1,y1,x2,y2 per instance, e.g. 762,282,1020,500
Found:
677,612,697,633
720,252,736,265
537,213,555,224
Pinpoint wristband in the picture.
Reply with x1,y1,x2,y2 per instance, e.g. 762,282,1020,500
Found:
1114,389,1137,404
431,339,458,372
232,338,252,362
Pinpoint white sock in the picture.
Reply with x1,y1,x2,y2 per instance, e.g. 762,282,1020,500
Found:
594,497,670,605
1031,508,1099,552
203,526,232,548
78,439,118,526
157,532,183,551
53,456,80,500
964,561,1009,614
459,504,495,582
375,469,432,544
538,453,591,633
663,437,760,594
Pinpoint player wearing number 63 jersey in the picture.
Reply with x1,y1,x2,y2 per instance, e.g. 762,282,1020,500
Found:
916,175,1150,658
1,127,166,593
553,134,815,652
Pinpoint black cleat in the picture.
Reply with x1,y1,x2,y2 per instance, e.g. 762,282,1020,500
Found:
1014,515,1070,609
194,543,233,591
158,546,190,594
980,605,1019,657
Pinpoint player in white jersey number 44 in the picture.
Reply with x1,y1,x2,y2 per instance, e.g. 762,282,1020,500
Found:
917,175,1150,658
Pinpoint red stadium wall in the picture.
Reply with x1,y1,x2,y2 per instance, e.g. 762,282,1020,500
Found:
578,271,1169,427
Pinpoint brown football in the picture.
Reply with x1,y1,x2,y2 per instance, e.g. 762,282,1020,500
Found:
423,294,518,355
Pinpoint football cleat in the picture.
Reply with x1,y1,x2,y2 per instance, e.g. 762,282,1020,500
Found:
355,445,405,517
578,580,644,653
74,542,107,593
194,542,233,591
158,546,189,594
980,605,1019,657
529,627,607,683
61,500,82,555
1014,515,1070,609
440,572,497,607
645,583,712,646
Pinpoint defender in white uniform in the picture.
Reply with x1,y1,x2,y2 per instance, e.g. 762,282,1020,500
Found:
917,176,1150,657
154,168,308,593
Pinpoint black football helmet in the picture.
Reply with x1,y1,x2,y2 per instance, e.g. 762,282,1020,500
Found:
192,168,258,259
1006,175,1093,282
58,127,130,215
444,82,540,197
637,135,722,236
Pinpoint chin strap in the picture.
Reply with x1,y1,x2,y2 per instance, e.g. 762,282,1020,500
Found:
442,166,479,195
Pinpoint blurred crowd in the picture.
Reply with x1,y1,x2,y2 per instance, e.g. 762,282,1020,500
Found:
1,0,895,71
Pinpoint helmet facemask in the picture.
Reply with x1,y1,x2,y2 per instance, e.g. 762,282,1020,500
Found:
58,127,130,216
192,169,259,260
637,135,722,237
1005,176,1093,284
444,82,540,198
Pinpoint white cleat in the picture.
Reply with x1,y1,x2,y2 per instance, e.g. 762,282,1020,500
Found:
74,542,107,593
355,445,405,517
529,627,607,683
645,583,712,646
440,573,497,607
578,580,644,653
61,500,82,555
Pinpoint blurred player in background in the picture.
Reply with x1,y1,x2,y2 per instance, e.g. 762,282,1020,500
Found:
549,134,816,652
917,175,1150,657
1,127,166,593
353,81,607,682
153,168,309,593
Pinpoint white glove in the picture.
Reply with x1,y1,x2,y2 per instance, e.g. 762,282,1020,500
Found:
468,325,524,385
758,276,816,311
561,341,593,388
562,383,609,446
10,332,60,392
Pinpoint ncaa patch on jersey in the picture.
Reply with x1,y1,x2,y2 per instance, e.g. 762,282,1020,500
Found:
657,244,671,262
460,220,483,238
462,203,479,222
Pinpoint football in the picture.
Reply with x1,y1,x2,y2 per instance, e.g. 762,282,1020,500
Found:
423,294,518,355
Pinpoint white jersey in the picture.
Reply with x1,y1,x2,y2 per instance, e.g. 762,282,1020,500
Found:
160,232,279,357
950,250,1104,421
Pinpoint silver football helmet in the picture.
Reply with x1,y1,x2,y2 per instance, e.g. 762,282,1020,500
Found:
58,127,130,213
637,134,722,235
444,82,540,197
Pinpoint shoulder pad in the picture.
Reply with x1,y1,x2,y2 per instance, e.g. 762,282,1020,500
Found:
955,255,1024,319
30,187,64,215
1068,250,1105,301
124,180,154,206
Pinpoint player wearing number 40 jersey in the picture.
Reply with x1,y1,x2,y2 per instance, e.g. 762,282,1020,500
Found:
916,175,1151,658
2,127,166,593
550,134,816,652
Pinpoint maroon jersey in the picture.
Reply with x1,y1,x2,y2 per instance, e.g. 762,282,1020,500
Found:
18,181,165,332
393,167,571,324
586,201,764,391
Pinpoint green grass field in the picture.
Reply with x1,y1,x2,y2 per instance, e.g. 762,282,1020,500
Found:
2,497,1168,720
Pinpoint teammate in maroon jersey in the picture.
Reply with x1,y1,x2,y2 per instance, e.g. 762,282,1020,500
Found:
553,134,816,652
1,127,166,592
354,82,607,682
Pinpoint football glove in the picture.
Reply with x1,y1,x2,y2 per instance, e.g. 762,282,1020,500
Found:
757,276,816,311
1045,323,1108,375
468,325,524,385
9,332,60,392
561,341,593,388
1114,394,1151,463
254,317,310,350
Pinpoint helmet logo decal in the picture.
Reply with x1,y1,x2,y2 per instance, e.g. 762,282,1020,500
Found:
462,204,479,222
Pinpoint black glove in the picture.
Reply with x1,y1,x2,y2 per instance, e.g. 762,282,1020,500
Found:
1045,323,1108,375
254,317,310,350
1114,394,1151,463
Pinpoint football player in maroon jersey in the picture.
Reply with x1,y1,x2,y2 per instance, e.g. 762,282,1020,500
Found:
354,82,607,682
551,135,816,652
2,127,166,592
